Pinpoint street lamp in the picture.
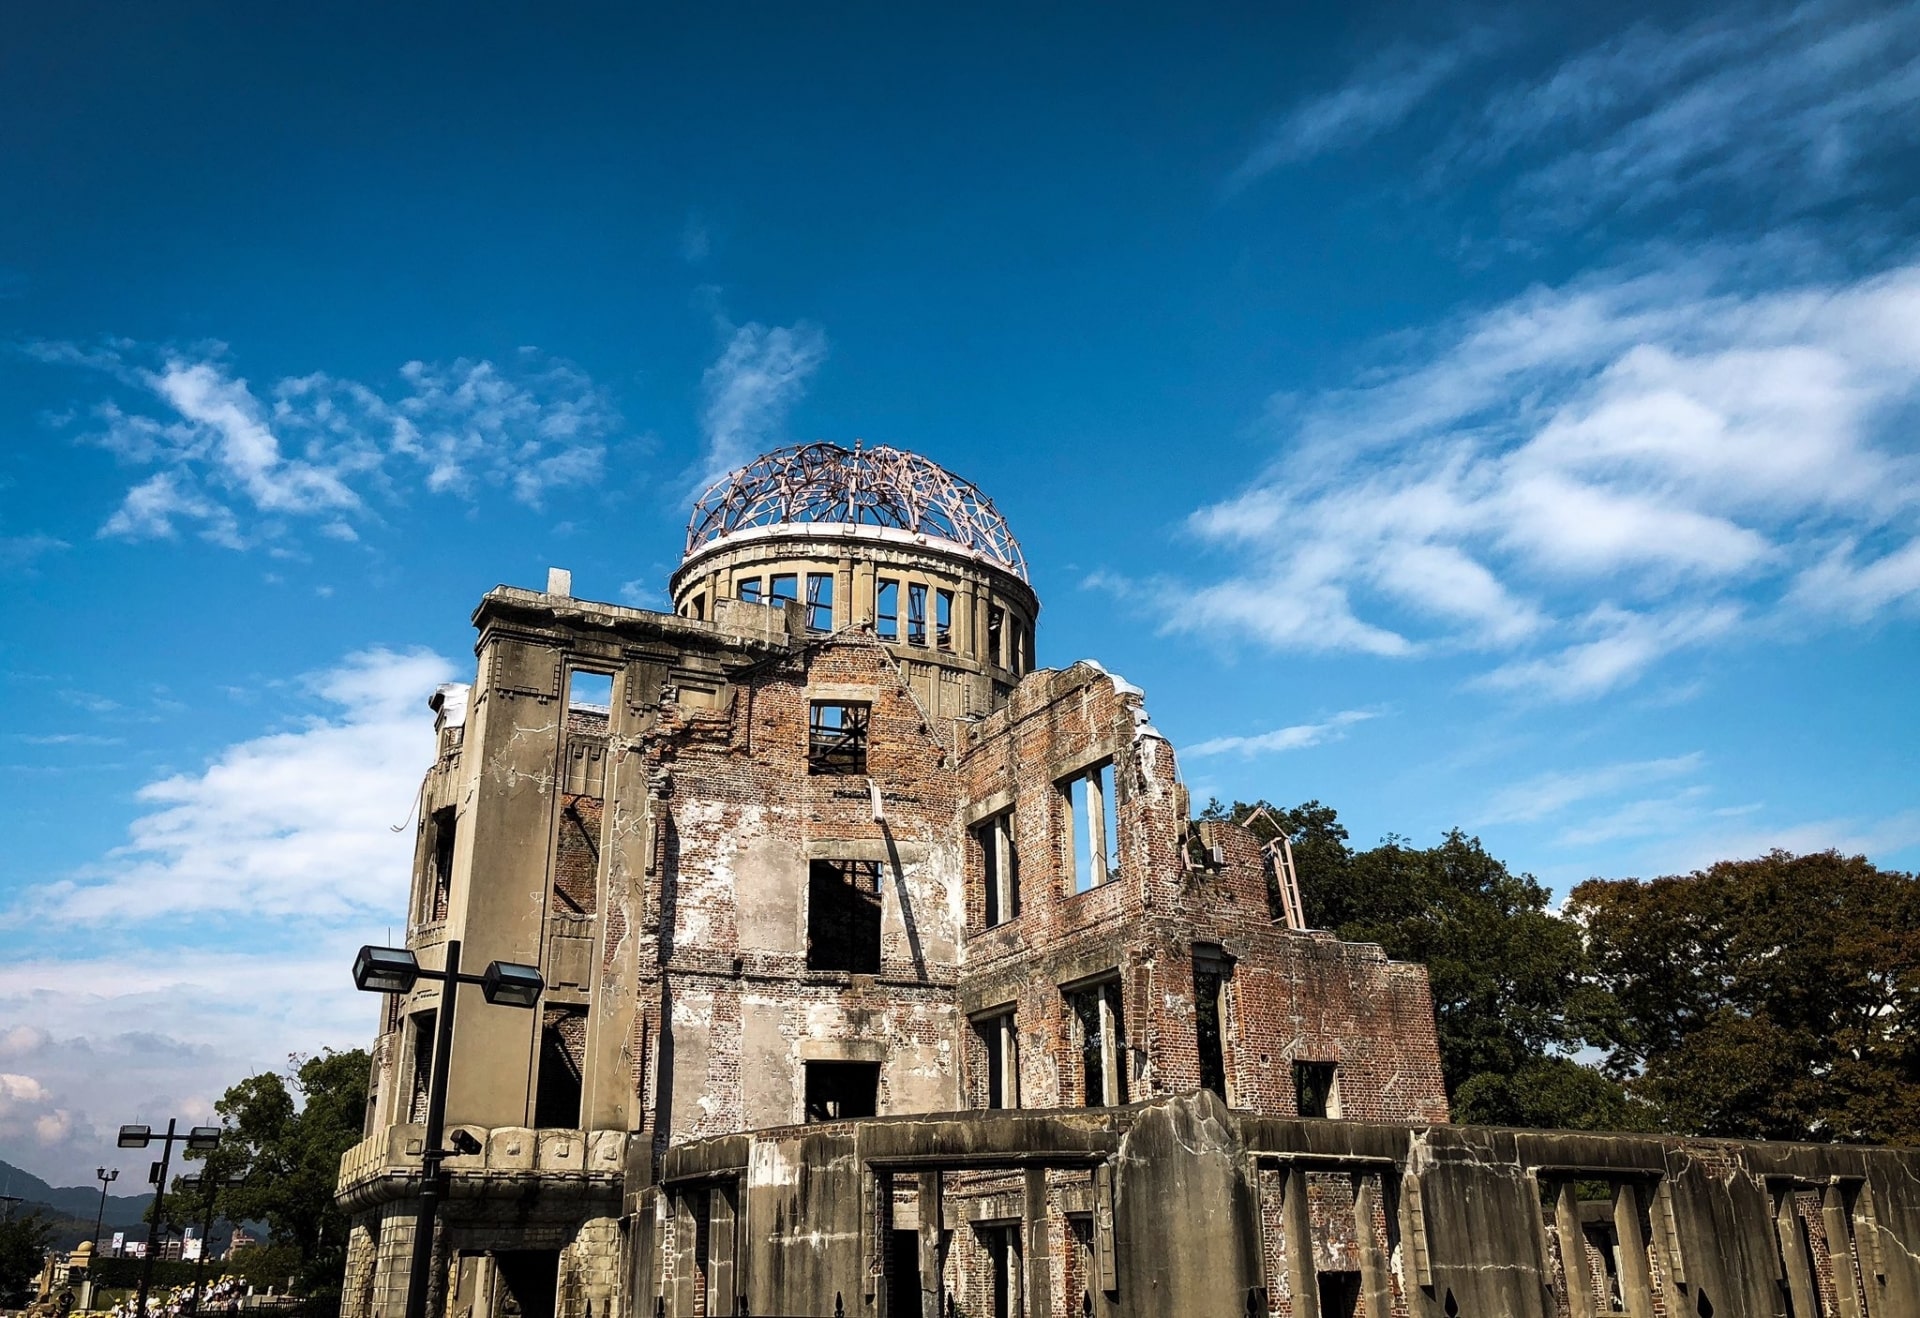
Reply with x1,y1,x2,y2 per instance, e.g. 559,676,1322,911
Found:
177,1171,245,1314
352,939,543,1318
117,1119,222,1318
92,1168,119,1249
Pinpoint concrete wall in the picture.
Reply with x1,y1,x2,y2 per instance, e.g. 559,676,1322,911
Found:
640,1094,1920,1318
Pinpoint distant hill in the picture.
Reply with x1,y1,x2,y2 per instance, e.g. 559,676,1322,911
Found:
0,1159,154,1231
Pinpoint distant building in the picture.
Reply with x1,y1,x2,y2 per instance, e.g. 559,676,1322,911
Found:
227,1227,258,1259
336,442,1920,1318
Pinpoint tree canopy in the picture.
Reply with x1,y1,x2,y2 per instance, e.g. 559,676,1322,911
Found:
184,1048,370,1304
1201,799,1920,1141
0,1211,55,1307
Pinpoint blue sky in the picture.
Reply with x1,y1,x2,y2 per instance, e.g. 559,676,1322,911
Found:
3,1,1917,1185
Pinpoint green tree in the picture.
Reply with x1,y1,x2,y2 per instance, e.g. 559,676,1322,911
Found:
190,1048,371,1304
0,1210,56,1307
1570,850,1920,1143
1205,800,1647,1130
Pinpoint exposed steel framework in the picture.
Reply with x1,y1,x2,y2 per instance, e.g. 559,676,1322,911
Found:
685,441,1029,581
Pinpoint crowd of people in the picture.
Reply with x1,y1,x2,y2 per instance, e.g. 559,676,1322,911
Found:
97,1276,249,1318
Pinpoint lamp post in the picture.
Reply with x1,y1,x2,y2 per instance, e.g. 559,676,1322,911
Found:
178,1171,244,1314
92,1168,119,1249
352,940,543,1318
117,1118,221,1318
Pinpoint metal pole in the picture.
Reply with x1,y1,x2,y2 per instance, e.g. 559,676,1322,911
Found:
136,1119,175,1318
405,938,461,1318
92,1172,113,1249
190,1185,217,1313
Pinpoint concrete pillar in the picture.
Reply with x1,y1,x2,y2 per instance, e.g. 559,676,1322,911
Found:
1776,1191,1821,1318
1823,1184,1867,1318
1353,1174,1393,1318
1554,1182,1596,1318
1283,1166,1319,1318
958,581,978,658
1612,1182,1654,1317
918,1172,944,1318
854,560,877,628
1024,1169,1053,1318
1086,770,1109,886
838,555,855,632
709,1186,737,1316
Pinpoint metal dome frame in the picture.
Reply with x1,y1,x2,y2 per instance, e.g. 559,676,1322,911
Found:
684,442,1029,581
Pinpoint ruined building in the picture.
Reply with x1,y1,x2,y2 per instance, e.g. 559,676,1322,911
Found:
338,443,1920,1318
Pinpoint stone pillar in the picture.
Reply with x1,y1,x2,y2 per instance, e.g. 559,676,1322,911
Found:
1282,1166,1319,1318
1024,1168,1053,1318
1553,1181,1596,1318
1612,1182,1654,1317
1353,1174,1393,1318
918,1171,944,1318
1823,1184,1867,1318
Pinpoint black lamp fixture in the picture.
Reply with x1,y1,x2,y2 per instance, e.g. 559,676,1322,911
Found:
350,938,542,1318
115,1118,221,1318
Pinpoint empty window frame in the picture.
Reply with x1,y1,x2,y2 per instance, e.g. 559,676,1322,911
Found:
769,573,800,607
1069,978,1128,1107
907,583,928,646
806,859,883,973
424,806,456,923
978,1223,1022,1318
1293,1060,1339,1118
807,701,869,775
1063,761,1120,893
736,576,763,604
687,593,706,621
534,1005,587,1129
803,1060,879,1121
1194,945,1234,1101
972,1009,1019,1109
875,578,899,640
986,604,1006,667
1010,617,1029,674
935,589,954,650
1540,1178,1659,1318
974,811,1020,926
806,572,835,632
408,1010,437,1123
567,668,613,712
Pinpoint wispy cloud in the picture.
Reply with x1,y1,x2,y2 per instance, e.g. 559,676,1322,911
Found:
34,342,623,548
1155,255,1920,698
1228,31,1499,189
696,318,829,488
1182,708,1377,759
1479,752,1704,825
22,646,453,924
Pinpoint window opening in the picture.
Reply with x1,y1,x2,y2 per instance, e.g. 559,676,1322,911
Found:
806,572,835,633
907,583,928,646
875,579,899,640
975,812,1020,926
689,593,705,622
803,1060,879,1121
1317,1271,1362,1318
1010,618,1028,674
567,670,613,711
807,859,882,973
769,573,799,607
1293,1060,1338,1118
973,1010,1018,1109
427,807,456,923
935,589,954,650
1194,946,1233,1101
987,605,1005,667
534,1005,586,1128
492,1251,560,1318
979,1223,1022,1318
408,1010,436,1123
1069,979,1127,1107
1064,762,1115,893
736,577,763,604
808,701,869,774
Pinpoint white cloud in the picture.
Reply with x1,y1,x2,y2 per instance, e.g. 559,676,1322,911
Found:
1474,0,1920,224
43,344,622,546
1183,708,1378,759
1478,752,1704,825
1228,32,1499,187
24,646,453,924
1165,256,1920,698
697,319,829,487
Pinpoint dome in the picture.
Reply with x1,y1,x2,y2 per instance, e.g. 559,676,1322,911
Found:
685,441,1028,581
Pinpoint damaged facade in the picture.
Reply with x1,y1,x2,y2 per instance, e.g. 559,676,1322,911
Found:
337,442,1920,1318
